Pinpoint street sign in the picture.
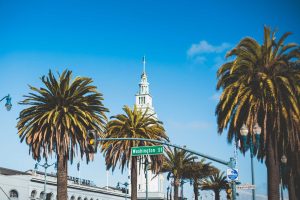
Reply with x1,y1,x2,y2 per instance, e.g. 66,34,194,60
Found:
226,168,239,182
131,145,164,156
237,184,256,190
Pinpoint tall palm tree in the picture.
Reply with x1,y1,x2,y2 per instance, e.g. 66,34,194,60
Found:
200,172,229,200
182,159,218,200
161,147,197,200
216,26,300,199
17,70,108,200
101,105,168,200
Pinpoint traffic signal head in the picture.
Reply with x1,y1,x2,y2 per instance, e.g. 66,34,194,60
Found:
86,130,98,153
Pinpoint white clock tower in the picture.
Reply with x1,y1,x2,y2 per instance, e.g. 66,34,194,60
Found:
135,57,165,200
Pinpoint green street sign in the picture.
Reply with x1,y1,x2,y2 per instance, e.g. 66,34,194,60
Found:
131,145,164,156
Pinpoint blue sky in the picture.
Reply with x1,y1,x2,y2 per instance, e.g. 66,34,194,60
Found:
0,0,299,199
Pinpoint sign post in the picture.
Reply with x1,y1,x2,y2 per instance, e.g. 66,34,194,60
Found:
131,145,164,200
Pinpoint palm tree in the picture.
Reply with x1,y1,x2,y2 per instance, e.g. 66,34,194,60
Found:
161,147,197,200
182,159,218,200
200,172,229,200
17,70,108,200
216,26,300,199
101,105,168,200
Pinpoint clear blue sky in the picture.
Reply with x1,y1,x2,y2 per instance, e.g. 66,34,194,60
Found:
0,1,299,199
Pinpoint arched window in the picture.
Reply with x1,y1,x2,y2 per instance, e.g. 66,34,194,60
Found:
77,197,82,200
90,198,93,200
40,191,45,199
9,190,18,198
46,192,54,200
31,190,37,198
70,196,75,200
84,198,88,200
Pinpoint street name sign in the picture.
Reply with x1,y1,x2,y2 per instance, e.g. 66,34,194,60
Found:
131,145,164,156
226,168,239,182
237,184,256,190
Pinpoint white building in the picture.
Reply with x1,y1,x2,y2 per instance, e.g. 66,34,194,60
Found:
0,167,128,200
135,57,165,200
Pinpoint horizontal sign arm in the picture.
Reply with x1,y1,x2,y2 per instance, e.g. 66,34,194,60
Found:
98,137,229,166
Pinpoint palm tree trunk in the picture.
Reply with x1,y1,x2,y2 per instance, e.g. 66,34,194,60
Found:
214,190,220,200
174,178,179,200
57,154,68,200
193,181,199,200
131,156,138,200
266,133,280,200
288,171,296,200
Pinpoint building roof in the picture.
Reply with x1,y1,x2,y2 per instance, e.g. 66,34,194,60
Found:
0,167,30,175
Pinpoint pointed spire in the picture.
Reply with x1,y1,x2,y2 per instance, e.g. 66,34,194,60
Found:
142,55,146,74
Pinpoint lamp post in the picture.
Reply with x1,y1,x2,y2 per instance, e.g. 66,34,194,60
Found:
35,160,57,200
240,123,261,200
117,182,129,200
167,186,170,200
180,179,188,200
280,155,287,200
0,94,12,111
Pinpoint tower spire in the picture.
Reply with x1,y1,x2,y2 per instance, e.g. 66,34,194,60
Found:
143,55,146,74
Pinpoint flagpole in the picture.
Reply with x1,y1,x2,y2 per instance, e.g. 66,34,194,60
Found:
106,170,109,189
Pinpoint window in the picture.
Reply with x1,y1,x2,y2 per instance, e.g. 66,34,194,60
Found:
31,190,37,198
9,190,18,198
77,197,82,200
40,192,45,199
46,192,53,200
84,198,88,200
70,196,75,200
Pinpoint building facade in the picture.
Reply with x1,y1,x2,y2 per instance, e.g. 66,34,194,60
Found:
0,167,128,200
135,57,165,200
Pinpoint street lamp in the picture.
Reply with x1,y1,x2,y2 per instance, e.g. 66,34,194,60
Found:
180,179,188,200
240,123,261,200
0,94,12,111
167,186,170,200
117,182,129,200
280,155,287,200
35,160,57,200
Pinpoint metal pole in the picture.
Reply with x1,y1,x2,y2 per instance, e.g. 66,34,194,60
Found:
145,158,148,200
280,179,284,200
125,184,127,200
181,181,183,200
0,186,11,200
249,137,256,200
44,165,47,200
167,187,169,200
232,181,236,200
98,138,228,166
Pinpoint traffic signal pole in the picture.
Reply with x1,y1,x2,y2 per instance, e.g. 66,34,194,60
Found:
97,137,237,200
98,138,228,165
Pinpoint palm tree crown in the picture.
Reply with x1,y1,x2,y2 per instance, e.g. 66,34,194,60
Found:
17,70,108,200
18,70,108,161
161,147,197,200
182,159,218,200
200,172,229,200
216,26,300,200
101,105,168,200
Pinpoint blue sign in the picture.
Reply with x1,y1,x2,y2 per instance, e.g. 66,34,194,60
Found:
227,168,239,181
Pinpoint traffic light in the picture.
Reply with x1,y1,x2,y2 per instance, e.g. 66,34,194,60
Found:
226,188,232,200
86,130,98,153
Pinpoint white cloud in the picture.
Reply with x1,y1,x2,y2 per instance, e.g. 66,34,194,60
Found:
187,40,231,57
193,56,207,64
